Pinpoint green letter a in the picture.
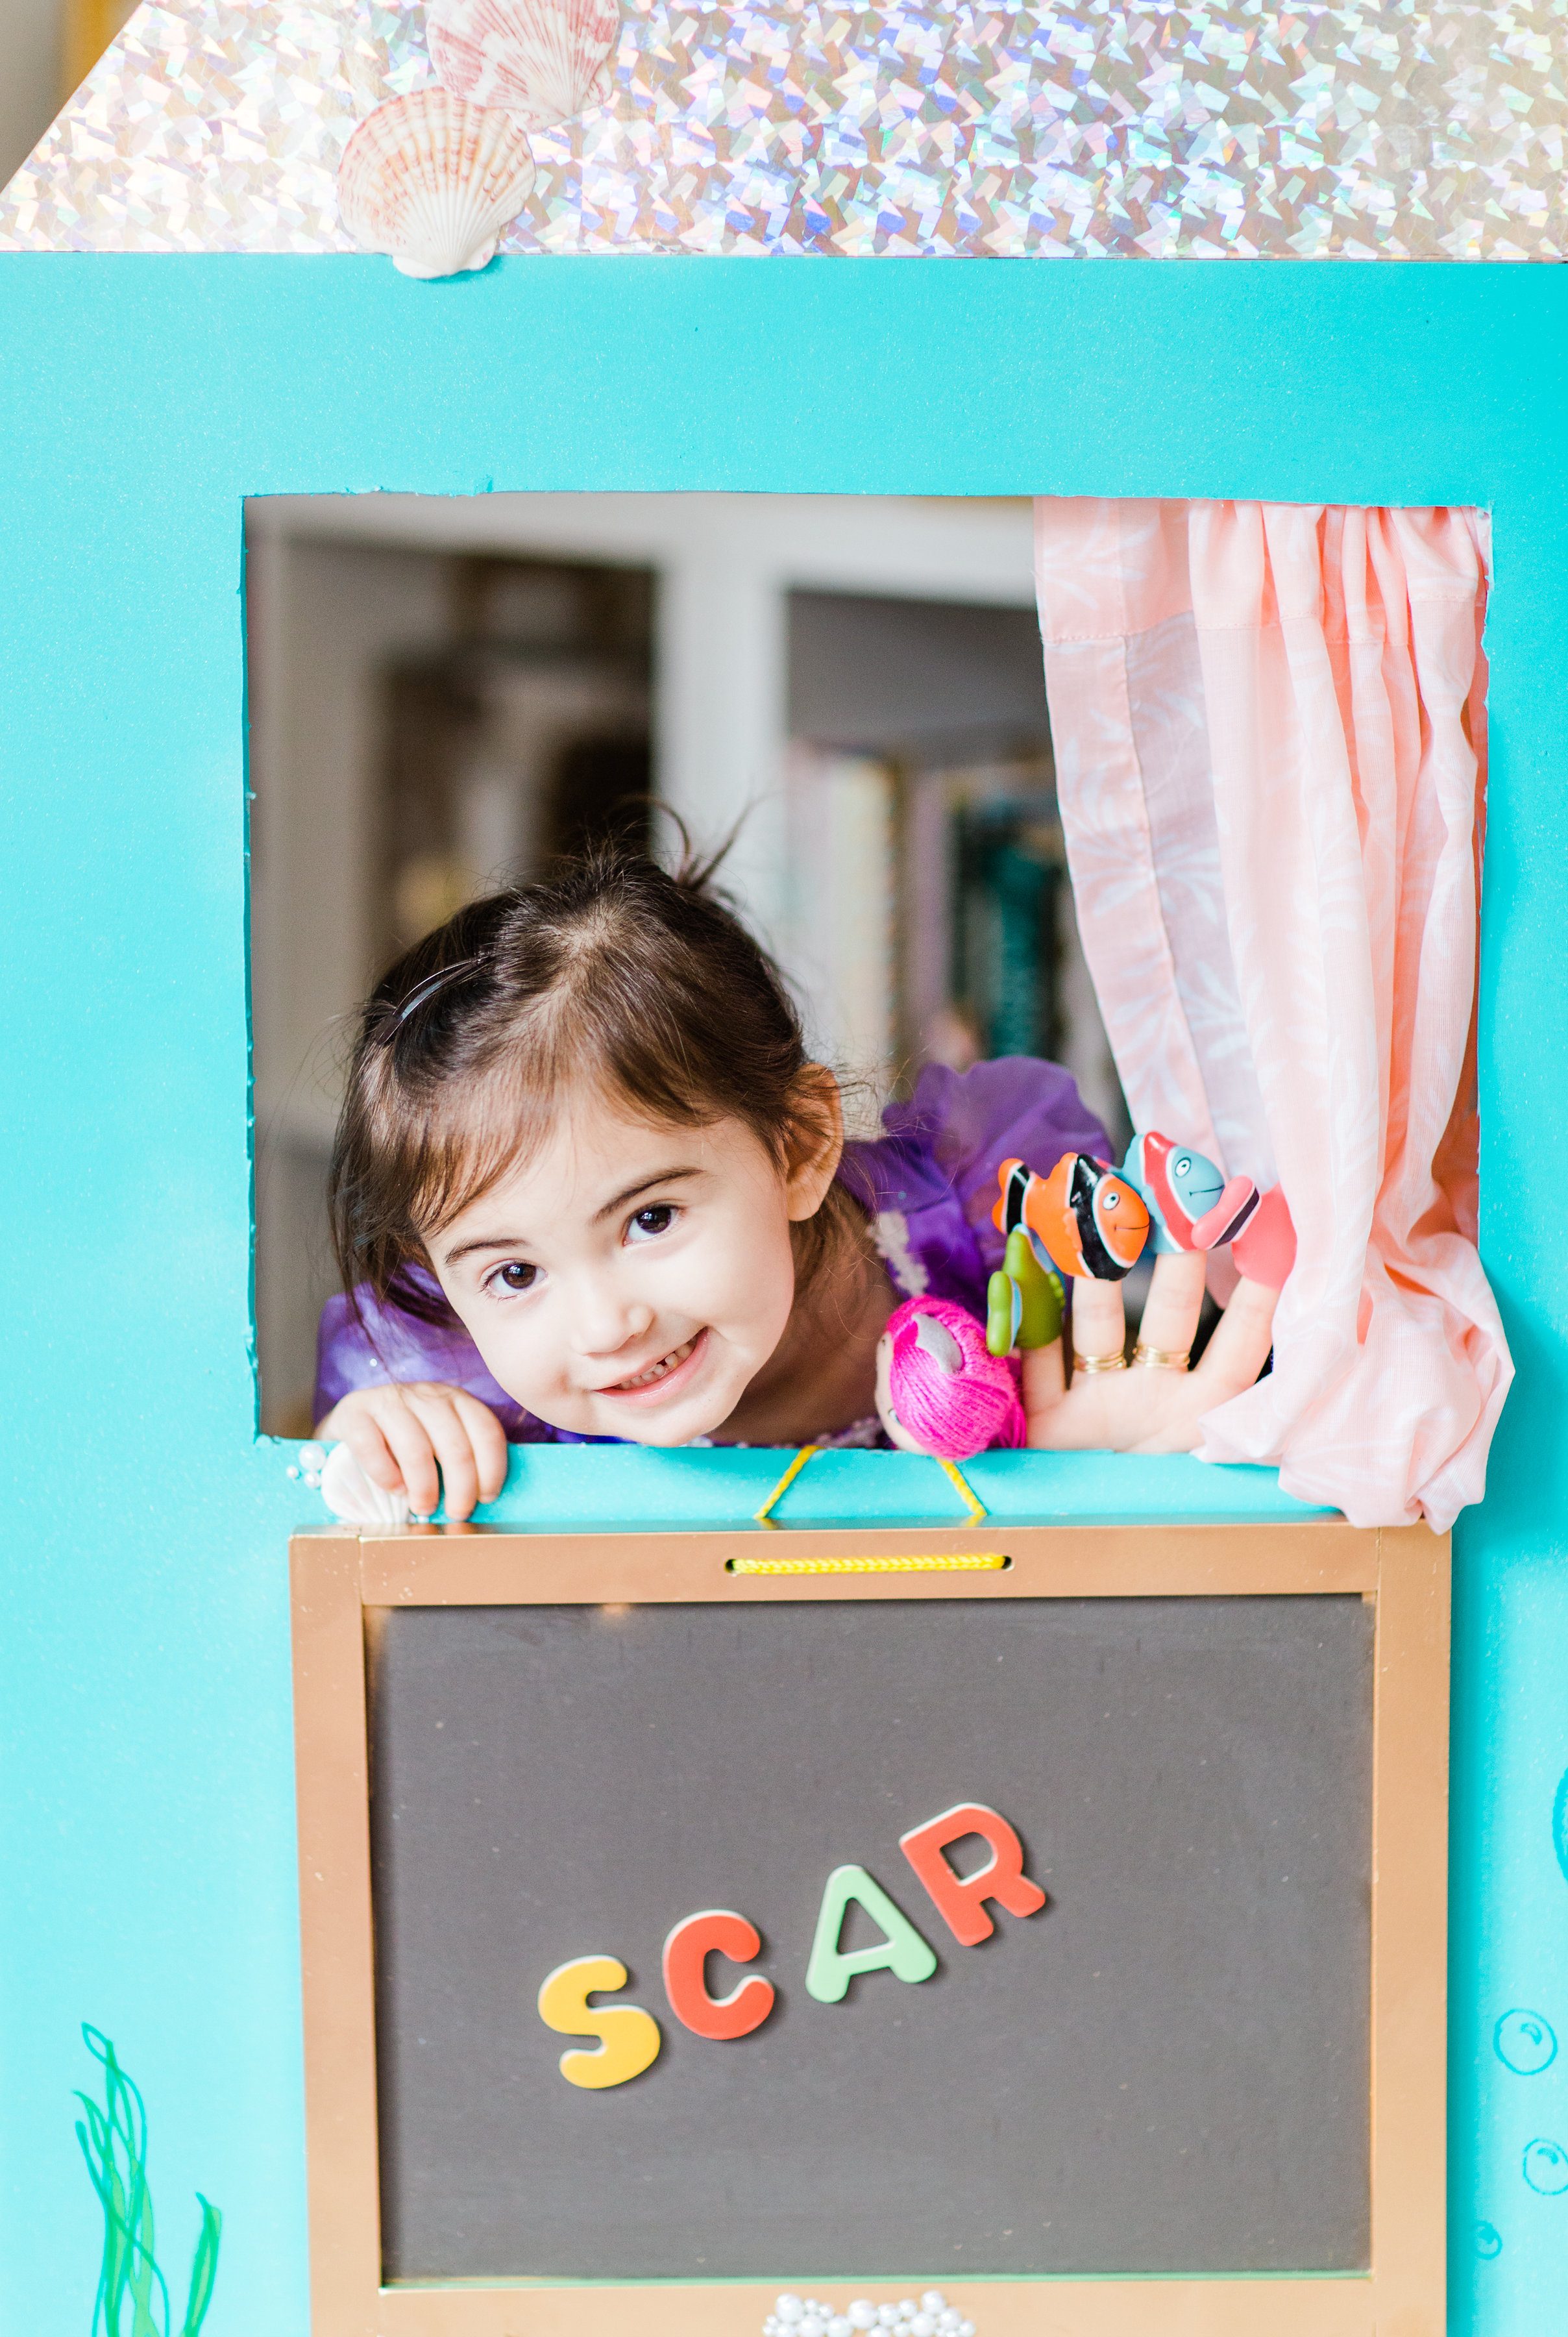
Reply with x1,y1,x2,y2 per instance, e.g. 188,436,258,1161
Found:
804,1864,938,2004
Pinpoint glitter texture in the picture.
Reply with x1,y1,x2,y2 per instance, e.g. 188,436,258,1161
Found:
2,0,1565,258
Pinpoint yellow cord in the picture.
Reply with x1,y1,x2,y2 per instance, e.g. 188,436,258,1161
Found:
753,1444,819,1524
753,1445,989,1526
731,1552,1008,1575
938,1456,988,1522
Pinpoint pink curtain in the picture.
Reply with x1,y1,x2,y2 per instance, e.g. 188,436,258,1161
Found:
1035,501,1510,1531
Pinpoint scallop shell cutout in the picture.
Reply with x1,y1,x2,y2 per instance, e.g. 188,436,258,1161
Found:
320,1441,413,1527
337,89,536,280
427,0,619,131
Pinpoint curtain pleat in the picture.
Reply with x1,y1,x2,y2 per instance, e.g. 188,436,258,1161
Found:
1036,499,1509,1531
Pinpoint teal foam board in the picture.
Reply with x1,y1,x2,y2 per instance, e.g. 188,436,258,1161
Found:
0,253,1561,2333
461,1443,1335,1526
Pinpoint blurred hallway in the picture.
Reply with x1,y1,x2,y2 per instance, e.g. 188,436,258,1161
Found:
0,0,134,188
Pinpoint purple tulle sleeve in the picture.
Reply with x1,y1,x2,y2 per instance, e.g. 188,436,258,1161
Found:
840,1057,1109,1316
313,1056,1107,1438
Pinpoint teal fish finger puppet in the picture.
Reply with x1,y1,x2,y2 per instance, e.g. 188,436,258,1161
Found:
986,1227,1066,1356
1121,1130,1260,1254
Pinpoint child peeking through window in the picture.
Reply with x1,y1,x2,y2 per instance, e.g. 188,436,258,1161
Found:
315,847,1280,1517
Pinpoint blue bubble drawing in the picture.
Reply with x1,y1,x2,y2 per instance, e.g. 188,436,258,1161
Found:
1523,2138,1568,2196
1553,1766,1568,1886
1475,2221,1503,2258
1496,2010,1559,2075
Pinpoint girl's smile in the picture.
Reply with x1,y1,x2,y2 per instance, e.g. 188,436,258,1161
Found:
600,1329,707,1401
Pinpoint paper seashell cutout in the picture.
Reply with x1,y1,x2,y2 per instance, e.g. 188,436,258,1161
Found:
428,0,619,130
337,90,536,280
320,1441,413,1527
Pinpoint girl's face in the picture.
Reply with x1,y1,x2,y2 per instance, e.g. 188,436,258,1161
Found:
426,1083,840,1444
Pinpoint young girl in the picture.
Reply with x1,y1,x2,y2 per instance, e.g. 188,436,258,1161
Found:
315,850,1280,1519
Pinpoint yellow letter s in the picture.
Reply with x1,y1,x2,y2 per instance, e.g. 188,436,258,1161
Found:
537,1955,662,2090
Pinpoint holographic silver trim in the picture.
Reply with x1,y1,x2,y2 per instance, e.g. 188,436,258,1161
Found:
3,0,1563,258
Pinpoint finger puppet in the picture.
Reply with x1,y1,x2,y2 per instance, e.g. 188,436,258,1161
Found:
1231,1181,1297,1287
874,1296,1025,1461
994,1153,1151,1282
986,1227,1064,1357
1120,1130,1258,1253
988,1141,1298,1356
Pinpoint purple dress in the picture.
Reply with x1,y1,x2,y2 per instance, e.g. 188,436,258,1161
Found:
313,1056,1108,1444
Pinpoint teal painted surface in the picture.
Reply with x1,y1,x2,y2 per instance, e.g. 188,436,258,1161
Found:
471,1444,1332,1526
0,254,1562,2333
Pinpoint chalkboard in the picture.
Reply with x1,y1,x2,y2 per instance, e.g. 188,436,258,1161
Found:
368,1595,1373,2282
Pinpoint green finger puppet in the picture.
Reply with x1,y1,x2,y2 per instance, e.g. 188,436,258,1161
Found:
986,1227,1065,1357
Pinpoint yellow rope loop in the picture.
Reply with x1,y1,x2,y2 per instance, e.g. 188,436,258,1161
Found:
752,1445,819,1524
937,1455,988,1522
730,1552,1009,1576
755,1446,988,1526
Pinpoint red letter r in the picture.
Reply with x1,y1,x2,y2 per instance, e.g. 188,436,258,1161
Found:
898,1803,1047,1946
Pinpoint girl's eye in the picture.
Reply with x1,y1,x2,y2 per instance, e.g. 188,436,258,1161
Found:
491,1261,538,1294
626,1204,677,1243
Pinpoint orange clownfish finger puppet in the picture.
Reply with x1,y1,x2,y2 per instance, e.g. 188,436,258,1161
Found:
994,1154,1151,1282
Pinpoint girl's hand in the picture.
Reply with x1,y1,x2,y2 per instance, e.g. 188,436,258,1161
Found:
313,1383,509,1522
1022,1250,1280,1453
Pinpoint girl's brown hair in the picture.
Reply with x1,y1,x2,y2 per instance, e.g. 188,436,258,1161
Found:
328,845,864,1326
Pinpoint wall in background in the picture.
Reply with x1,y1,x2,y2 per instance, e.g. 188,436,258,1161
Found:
0,0,61,189
0,0,138,188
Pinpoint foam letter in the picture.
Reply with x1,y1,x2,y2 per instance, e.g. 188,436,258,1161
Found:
804,1865,938,2004
663,1909,776,2040
537,1955,662,2089
899,1803,1047,1946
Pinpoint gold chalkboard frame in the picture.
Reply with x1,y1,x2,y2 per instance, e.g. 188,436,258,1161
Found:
290,1517,1449,2337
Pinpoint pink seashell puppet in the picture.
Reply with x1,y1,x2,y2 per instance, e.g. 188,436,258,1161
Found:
337,89,537,280
428,0,620,130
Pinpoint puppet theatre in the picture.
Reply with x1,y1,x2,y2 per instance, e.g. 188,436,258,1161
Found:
0,4,1563,2334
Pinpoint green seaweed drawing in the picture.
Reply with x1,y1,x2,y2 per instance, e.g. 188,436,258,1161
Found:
74,2025,221,2337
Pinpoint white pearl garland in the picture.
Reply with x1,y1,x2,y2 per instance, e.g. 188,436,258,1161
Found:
766,2294,974,2337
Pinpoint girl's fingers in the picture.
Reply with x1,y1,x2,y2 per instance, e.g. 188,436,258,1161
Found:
1027,1374,1131,1450
1135,1250,1208,1357
453,1390,511,1505
408,1392,483,1523
317,1385,508,1520
373,1399,443,1520
1194,1276,1279,1396
1019,1331,1066,1433
338,1414,405,1496
1068,1276,1126,1371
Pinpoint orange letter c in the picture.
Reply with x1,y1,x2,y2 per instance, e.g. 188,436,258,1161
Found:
662,1909,776,2040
